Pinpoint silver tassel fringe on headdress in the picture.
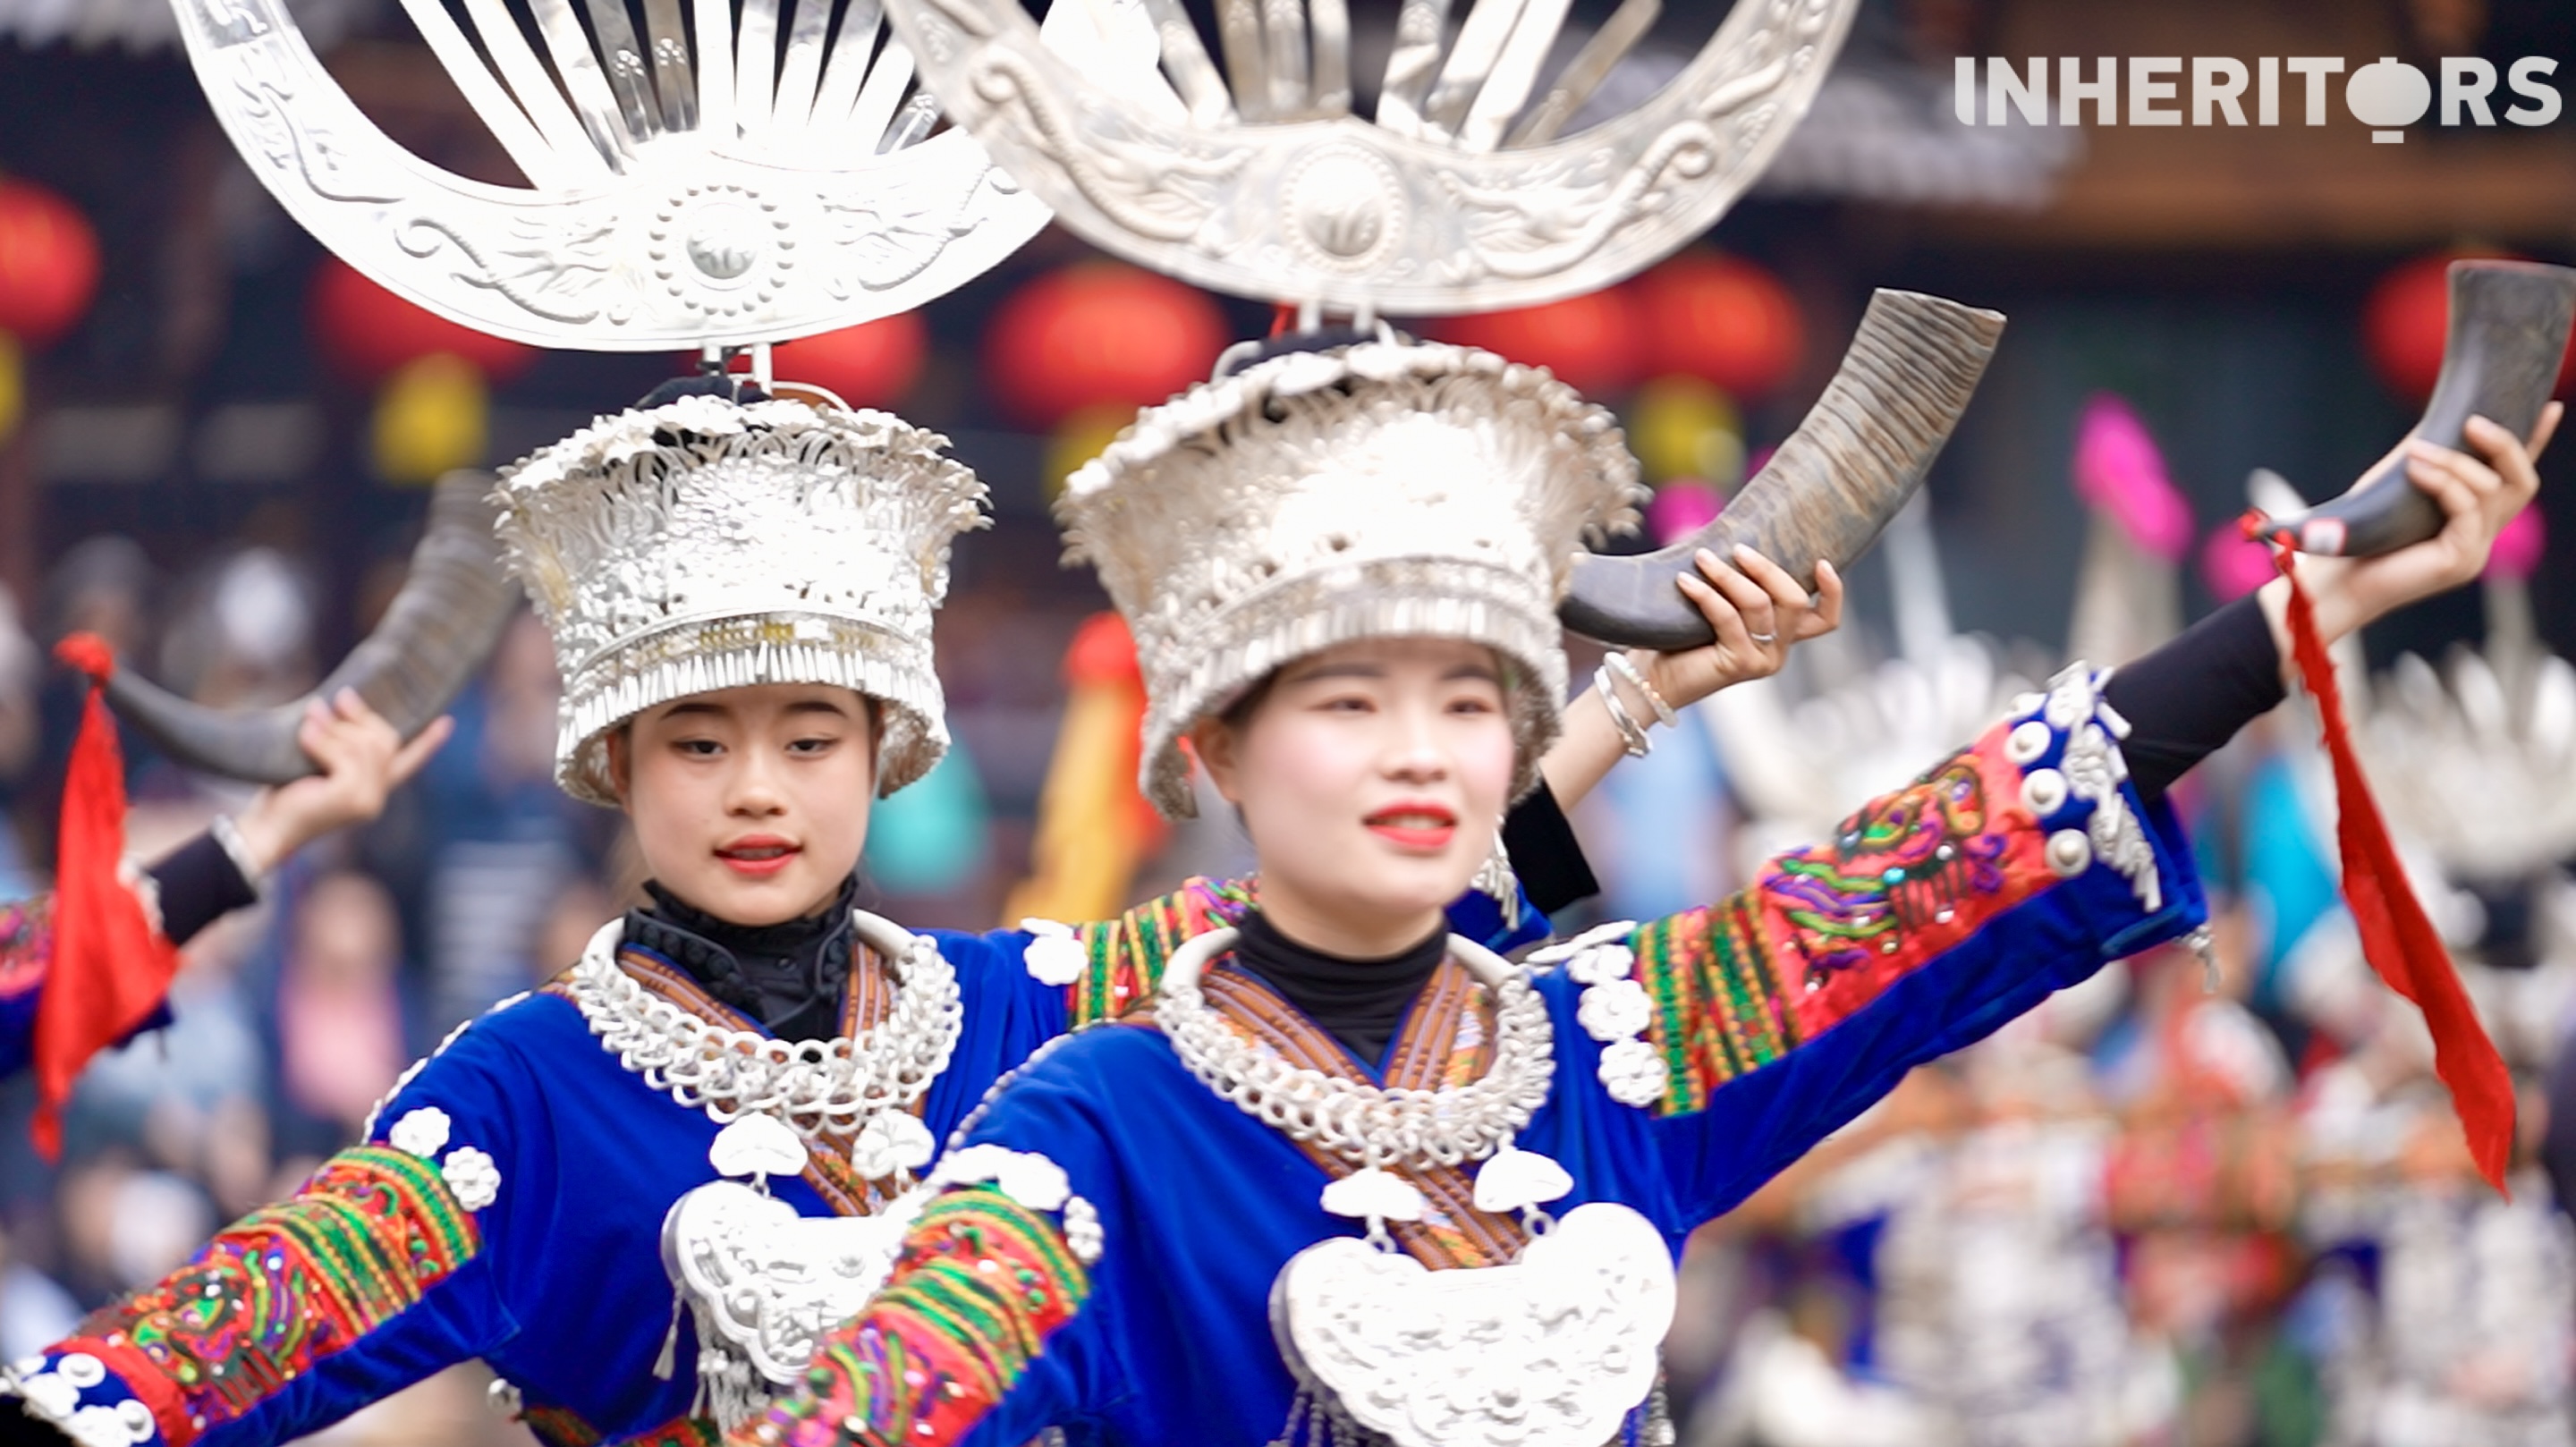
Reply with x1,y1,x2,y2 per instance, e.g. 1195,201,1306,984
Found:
495,393,989,805
1061,340,1642,818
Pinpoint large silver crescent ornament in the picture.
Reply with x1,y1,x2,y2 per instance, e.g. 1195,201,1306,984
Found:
886,0,1862,313
169,0,1063,349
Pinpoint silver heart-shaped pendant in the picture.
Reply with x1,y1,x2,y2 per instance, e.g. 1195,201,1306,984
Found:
1271,1202,1675,1447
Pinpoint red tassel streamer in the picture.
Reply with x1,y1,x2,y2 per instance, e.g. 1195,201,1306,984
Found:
30,633,179,1161
2272,543,2517,1193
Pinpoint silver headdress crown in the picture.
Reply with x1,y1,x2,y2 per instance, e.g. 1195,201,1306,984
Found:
173,0,1080,346
902,0,1960,814
886,0,1859,315
115,0,1139,790
1063,341,1640,817
496,394,987,804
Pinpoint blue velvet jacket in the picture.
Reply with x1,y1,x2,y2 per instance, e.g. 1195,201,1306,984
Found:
748,677,2211,1447
2,882,1544,1447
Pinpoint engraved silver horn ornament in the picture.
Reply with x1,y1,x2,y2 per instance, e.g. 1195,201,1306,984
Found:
121,0,1109,780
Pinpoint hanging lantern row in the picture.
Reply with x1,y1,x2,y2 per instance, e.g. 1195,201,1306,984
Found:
1439,250,1807,402
984,261,1231,430
769,312,928,409
0,176,100,352
309,258,533,385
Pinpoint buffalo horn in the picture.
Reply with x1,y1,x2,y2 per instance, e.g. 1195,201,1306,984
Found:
2253,259,2576,558
102,469,519,783
1560,289,2007,651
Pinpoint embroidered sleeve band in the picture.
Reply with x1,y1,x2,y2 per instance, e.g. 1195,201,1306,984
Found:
25,1146,481,1447
739,1184,1093,1447
1594,664,2161,1115
1059,877,1258,1026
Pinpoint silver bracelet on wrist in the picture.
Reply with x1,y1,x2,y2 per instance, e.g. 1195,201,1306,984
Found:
1595,663,1653,757
1602,652,1678,729
209,814,270,898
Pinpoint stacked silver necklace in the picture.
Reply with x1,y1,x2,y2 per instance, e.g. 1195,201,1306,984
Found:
566,911,962,1141
1157,927,1677,1447
571,910,964,1429
1157,927,1555,1220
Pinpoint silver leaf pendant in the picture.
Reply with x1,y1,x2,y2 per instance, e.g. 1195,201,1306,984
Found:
1271,1202,1676,1447
708,1114,809,1183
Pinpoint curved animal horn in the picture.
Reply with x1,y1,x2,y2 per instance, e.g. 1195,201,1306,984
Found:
103,470,519,784
2253,259,2576,558
1561,290,2008,651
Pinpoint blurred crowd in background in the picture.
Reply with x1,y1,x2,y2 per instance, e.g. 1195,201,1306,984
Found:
0,0,2572,1443
5,436,2576,1447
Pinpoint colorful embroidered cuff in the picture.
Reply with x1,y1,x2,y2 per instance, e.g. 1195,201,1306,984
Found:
741,1158,1097,1447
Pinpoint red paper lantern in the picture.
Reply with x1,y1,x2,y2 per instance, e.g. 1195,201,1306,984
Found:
1438,289,1644,396
1632,252,1804,401
984,262,1229,428
309,258,535,385
0,178,101,350
2363,249,2576,404
769,314,928,410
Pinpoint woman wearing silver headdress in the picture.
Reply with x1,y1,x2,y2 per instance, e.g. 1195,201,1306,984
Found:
733,337,2556,1447
0,366,1819,1447
0,0,1848,1434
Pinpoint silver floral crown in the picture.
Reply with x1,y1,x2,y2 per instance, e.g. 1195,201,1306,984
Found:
495,393,988,805
1061,340,1641,817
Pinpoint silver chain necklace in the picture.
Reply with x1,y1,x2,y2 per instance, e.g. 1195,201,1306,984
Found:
1155,927,1555,1172
566,910,962,1140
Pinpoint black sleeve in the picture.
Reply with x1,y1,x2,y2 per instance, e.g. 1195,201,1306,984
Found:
1502,781,1599,915
2099,596,2286,807
2544,1027,2576,1224
142,830,260,947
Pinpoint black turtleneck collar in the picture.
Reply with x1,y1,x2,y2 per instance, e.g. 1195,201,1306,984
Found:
624,875,860,1040
1230,909,1447,1069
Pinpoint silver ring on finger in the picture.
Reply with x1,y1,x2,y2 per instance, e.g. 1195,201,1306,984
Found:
1750,630,1778,646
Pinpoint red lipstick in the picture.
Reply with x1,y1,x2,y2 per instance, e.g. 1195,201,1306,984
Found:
1362,800,1458,852
715,834,801,877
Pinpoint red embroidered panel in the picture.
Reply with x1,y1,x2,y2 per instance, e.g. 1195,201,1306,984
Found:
0,893,55,1003
1635,722,2059,1114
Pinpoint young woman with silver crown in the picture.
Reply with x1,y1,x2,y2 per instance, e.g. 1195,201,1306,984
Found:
720,0,2573,1442
0,4,1829,1443
731,340,2561,1447
2,393,1803,1447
